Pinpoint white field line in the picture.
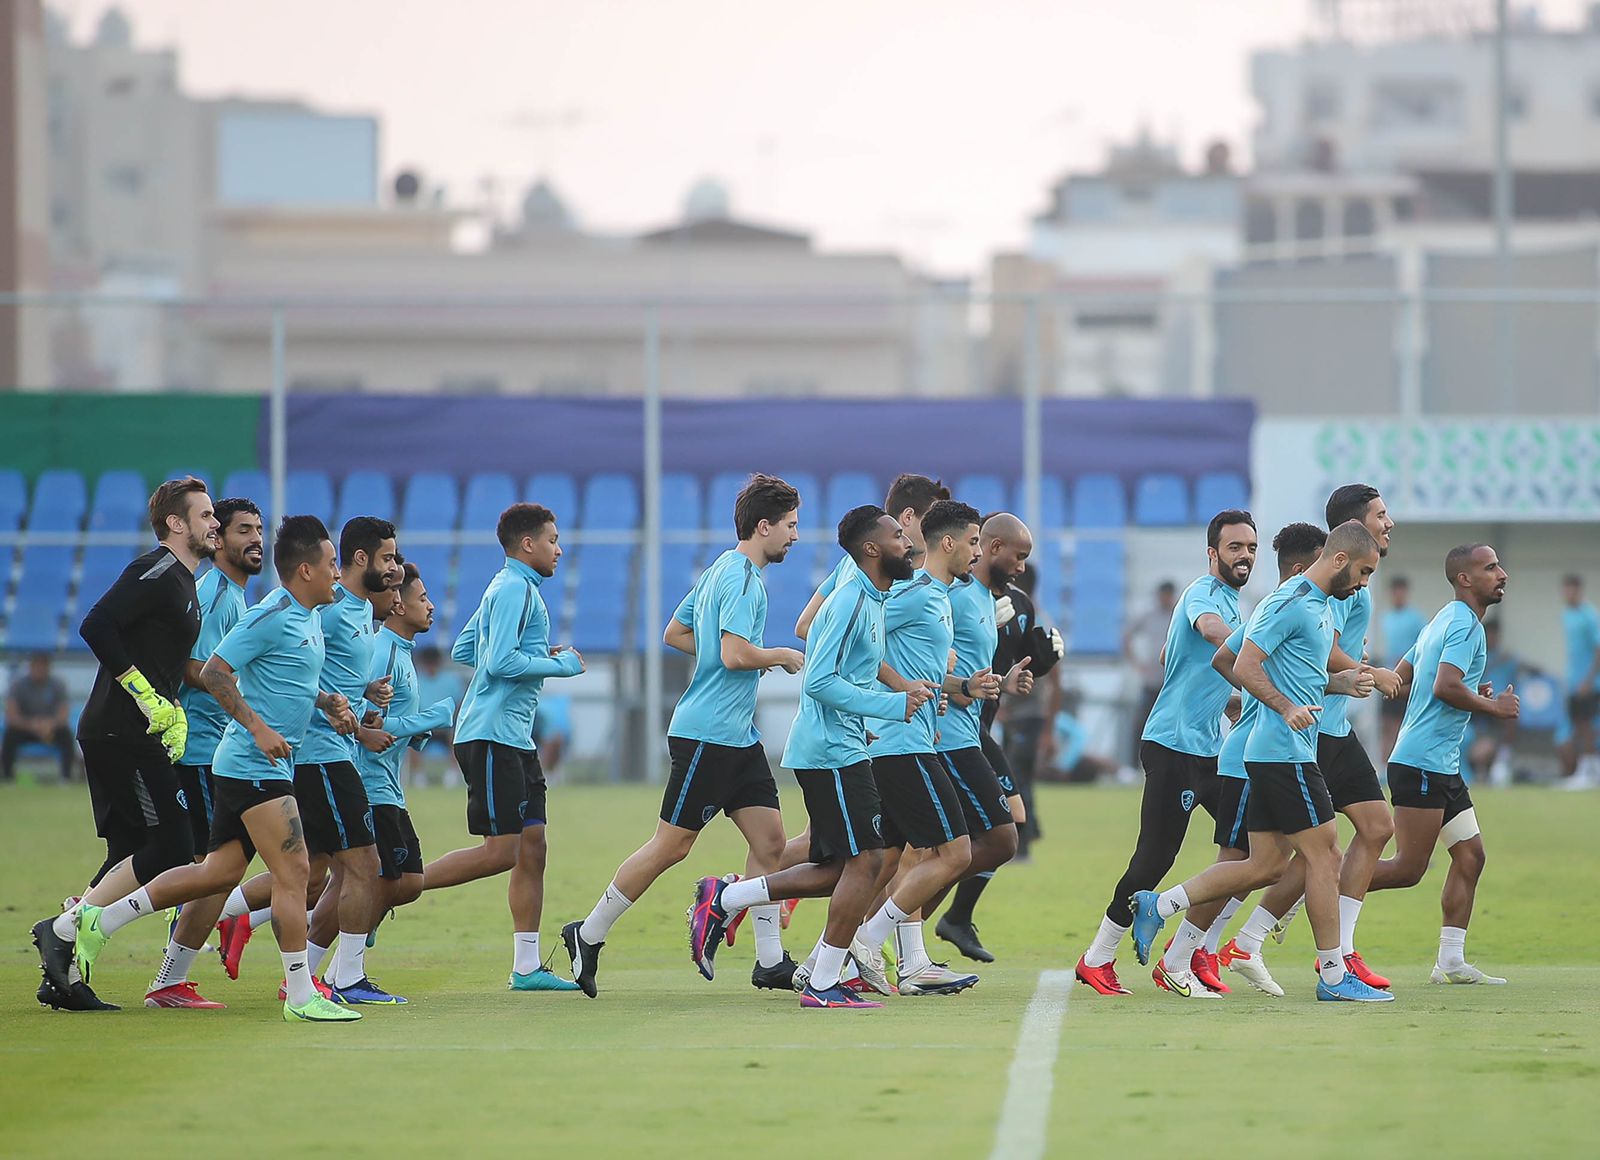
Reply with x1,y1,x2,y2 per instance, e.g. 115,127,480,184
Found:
990,969,1074,1160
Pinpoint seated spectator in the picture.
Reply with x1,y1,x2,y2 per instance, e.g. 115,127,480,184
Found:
1043,688,1121,785
4,652,75,783
532,693,572,775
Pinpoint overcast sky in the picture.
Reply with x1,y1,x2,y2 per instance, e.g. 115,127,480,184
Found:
56,1,1590,274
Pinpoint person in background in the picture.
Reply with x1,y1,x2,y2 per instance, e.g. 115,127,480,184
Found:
1379,575,1427,763
1464,619,1522,787
1559,574,1600,790
3,653,75,783
995,566,1058,859
532,694,572,774
1123,580,1177,762
1044,687,1122,785
409,644,463,786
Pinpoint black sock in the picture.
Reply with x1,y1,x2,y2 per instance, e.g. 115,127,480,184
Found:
943,873,993,926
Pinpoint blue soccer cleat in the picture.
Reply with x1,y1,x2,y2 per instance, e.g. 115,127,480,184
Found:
509,968,581,993
1128,891,1165,966
1316,972,1395,1003
330,975,408,1004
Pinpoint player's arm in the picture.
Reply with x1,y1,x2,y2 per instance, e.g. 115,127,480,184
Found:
1192,611,1233,648
1435,661,1518,718
795,589,826,642
451,609,480,666
804,608,923,721
715,570,802,672
199,652,289,759
663,618,696,655
1211,641,1241,689
381,697,456,741
721,633,803,673
480,589,579,680
1234,639,1319,731
77,563,158,688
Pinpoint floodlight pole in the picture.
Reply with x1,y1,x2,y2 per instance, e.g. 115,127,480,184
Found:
642,305,664,783
1492,0,1514,411
1022,299,1043,536
269,307,287,546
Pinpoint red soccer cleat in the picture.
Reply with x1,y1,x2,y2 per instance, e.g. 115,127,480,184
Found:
1074,955,1132,995
216,913,255,981
278,975,337,1002
1191,947,1231,993
779,898,799,929
721,874,747,947
1343,951,1391,990
144,982,226,1009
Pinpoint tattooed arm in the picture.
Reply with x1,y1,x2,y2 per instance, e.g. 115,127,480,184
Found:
201,655,290,760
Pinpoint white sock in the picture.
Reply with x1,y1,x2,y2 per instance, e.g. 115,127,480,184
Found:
1316,947,1345,985
282,950,314,1005
1438,925,1468,970
719,876,771,915
1083,916,1130,967
579,882,634,944
151,940,202,989
1156,884,1190,919
1234,905,1276,956
751,905,784,969
221,886,250,920
895,920,931,973
1160,919,1207,973
1204,898,1243,955
306,940,330,975
513,931,541,975
53,900,84,942
804,935,825,973
810,941,848,991
1338,895,1363,958
99,887,155,936
858,899,912,950
248,906,274,930
331,931,367,988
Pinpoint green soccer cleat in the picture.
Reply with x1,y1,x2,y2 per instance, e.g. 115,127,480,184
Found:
509,967,582,992
74,904,109,983
283,994,363,1022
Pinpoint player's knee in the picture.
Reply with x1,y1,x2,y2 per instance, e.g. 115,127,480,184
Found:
654,828,697,866
989,823,1019,865
1358,813,1396,850
858,847,887,878
1452,840,1486,877
1392,857,1429,888
516,829,547,870
940,839,973,879
394,875,424,907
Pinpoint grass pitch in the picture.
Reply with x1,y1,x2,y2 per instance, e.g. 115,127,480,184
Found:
2,778,1596,1159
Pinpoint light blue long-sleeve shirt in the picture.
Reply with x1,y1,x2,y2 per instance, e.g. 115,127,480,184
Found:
357,625,456,807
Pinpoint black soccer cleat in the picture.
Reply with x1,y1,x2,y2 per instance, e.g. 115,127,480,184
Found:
32,917,74,994
751,952,799,991
561,920,603,999
935,916,995,964
37,975,120,1012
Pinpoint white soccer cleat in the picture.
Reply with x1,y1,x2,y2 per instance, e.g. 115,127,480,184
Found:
1218,938,1285,997
897,960,979,996
1270,901,1303,945
849,936,896,995
1431,962,1507,985
1152,963,1222,998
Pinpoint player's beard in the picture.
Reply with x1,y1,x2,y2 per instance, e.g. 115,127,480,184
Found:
884,552,916,582
1222,557,1252,589
361,564,387,594
1331,564,1357,598
765,543,791,565
229,543,265,576
188,524,216,560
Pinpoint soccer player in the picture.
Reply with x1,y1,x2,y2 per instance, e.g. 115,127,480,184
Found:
1558,574,1600,789
562,474,805,998
689,506,936,1009
987,565,1063,862
1379,575,1427,761
1366,544,1517,984
70,516,360,1023
1074,510,1257,996
144,496,265,1009
31,477,218,1013
421,503,585,992
1126,520,1392,1003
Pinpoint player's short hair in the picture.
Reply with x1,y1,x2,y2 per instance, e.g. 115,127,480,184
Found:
838,505,888,564
497,503,555,551
1326,483,1381,530
148,476,209,538
1446,543,1491,585
884,474,950,519
275,515,332,580
1563,573,1583,588
213,497,260,534
1272,522,1326,569
921,499,983,545
1206,509,1256,550
398,560,422,596
339,516,396,567
1389,574,1410,590
734,473,800,539
1326,519,1379,560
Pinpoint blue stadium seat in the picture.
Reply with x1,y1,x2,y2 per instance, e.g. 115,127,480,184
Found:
399,472,460,534
764,544,822,648
71,545,141,648
571,544,629,652
1195,471,1251,519
527,473,580,527
706,472,747,533
540,570,570,644
955,474,1008,519
454,545,505,617
824,472,879,522
582,474,640,530
286,471,334,522
88,471,148,532
1025,540,1062,624
1070,474,1128,529
336,470,396,529
1133,473,1192,527
462,473,517,533
661,473,700,532
0,469,26,534
1011,476,1068,531
220,470,269,507
401,544,454,608
28,469,88,531
8,546,75,652
1069,539,1126,655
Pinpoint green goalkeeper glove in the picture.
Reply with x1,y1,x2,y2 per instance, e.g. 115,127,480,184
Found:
118,667,182,736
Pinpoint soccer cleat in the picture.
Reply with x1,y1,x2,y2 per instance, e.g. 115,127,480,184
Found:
73,904,109,983
686,875,730,981
283,994,362,1022
1271,901,1303,944
720,874,747,947
1153,962,1221,999
1127,891,1165,966
331,976,408,1004
1218,939,1283,997
1191,948,1231,993
32,917,75,994
1343,951,1391,990
934,916,995,963
1430,963,1507,985
36,975,119,1012
791,961,811,993
849,936,896,996
800,982,883,1009
1074,955,1132,996
509,968,582,992
562,920,604,999
165,905,181,941
897,960,980,996
778,897,799,929
216,913,255,980
1316,972,1395,1002
145,982,226,1009
278,975,337,1002
751,952,799,992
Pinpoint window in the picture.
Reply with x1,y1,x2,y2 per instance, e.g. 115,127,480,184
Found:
1343,198,1375,237
1245,200,1277,245
104,164,143,194
1306,78,1340,122
1371,79,1462,130
1506,82,1529,121
1295,199,1325,241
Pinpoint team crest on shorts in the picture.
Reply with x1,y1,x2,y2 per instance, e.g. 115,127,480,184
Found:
701,805,718,825
1180,789,1196,812
362,810,375,837
176,789,188,810
393,847,409,867
871,814,883,838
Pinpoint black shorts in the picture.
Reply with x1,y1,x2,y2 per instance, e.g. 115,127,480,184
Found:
293,761,375,855
979,730,1019,797
660,737,782,830
1212,775,1251,853
1381,696,1408,720
1139,740,1224,822
455,740,546,836
81,738,193,858
795,762,885,863
1317,731,1386,810
372,804,424,879
872,753,969,849
937,747,1015,834
1387,762,1474,825
1245,761,1335,835
208,775,296,862
175,763,215,856
1568,692,1600,721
